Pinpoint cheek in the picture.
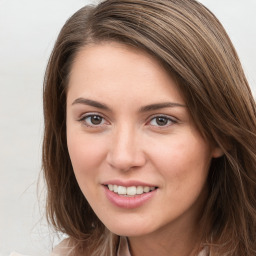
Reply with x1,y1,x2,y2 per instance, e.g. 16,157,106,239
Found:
67,132,107,181
150,137,212,217
66,132,110,205
148,135,212,188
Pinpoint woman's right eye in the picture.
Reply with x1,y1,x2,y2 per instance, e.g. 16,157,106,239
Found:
79,114,108,127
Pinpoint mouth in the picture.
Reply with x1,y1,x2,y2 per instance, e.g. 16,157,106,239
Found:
105,184,158,196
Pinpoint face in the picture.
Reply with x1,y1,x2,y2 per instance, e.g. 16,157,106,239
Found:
66,42,222,239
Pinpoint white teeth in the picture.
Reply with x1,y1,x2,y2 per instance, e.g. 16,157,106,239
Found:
143,186,150,193
107,185,156,196
136,186,144,195
108,184,114,191
127,186,136,196
118,186,127,195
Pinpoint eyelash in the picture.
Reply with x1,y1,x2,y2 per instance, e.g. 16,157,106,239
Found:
78,113,108,128
78,113,177,128
148,115,177,127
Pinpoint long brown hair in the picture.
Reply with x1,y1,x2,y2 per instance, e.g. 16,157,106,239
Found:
43,0,256,255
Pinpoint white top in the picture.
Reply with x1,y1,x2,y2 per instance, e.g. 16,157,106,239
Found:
50,236,209,256
117,236,209,256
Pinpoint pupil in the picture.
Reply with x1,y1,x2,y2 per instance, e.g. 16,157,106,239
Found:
156,117,168,126
91,115,102,125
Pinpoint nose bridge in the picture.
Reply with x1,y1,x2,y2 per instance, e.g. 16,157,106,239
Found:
107,122,145,171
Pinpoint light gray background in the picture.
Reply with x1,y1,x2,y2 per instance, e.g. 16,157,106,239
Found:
0,1,255,255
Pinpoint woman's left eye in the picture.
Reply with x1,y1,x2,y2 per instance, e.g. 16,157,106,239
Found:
80,114,107,127
149,116,175,127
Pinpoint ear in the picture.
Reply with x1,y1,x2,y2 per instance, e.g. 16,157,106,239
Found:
212,146,224,158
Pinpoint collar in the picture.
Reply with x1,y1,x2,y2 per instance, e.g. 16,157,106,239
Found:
117,236,131,256
117,236,209,256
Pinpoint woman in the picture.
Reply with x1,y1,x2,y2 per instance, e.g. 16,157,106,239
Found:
42,0,256,255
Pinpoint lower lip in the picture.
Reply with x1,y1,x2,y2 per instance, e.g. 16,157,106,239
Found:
103,186,157,209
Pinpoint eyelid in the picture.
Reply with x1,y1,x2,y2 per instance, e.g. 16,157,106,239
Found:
146,114,177,127
78,112,110,127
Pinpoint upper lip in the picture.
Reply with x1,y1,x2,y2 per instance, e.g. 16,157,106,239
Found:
102,179,158,187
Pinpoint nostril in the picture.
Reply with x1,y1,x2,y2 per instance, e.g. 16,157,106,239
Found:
106,148,146,171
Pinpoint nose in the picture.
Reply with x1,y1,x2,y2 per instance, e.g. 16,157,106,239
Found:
106,125,146,171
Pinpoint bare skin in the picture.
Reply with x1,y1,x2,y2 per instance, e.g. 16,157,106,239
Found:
66,42,222,256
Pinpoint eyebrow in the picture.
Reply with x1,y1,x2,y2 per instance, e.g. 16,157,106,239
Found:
139,102,186,112
72,98,110,110
72,98,186,112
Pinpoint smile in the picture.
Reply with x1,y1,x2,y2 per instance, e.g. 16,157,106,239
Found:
107,184,157,196
104,184,158,209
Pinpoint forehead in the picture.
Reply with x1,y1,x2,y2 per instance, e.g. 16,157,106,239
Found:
67,41,185,106
70,42,167,80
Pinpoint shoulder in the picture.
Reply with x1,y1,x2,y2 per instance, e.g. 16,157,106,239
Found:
50,238,89,256
50,238,74,256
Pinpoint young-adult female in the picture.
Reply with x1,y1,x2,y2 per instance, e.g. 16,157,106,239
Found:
42,0,256,255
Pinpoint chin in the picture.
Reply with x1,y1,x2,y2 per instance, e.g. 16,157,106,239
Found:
104,221,154,237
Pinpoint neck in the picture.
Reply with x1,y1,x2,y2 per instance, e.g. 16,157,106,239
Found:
128,214,203,256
